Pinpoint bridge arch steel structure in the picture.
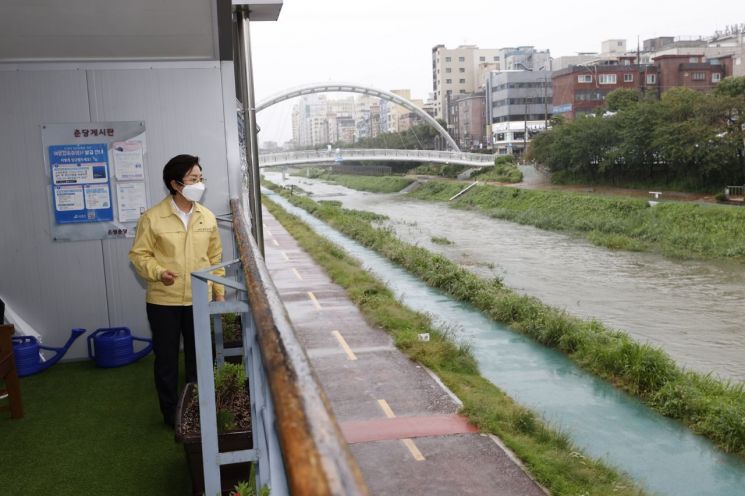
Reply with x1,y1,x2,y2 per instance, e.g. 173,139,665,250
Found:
256,82,460,152
259,148,494,168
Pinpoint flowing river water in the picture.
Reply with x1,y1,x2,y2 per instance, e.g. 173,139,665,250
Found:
262,183,745,496
266,172,745,384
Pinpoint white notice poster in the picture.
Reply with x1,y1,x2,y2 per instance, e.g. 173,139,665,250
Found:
116,182,147,222
113,140,145,181
54,185,85,211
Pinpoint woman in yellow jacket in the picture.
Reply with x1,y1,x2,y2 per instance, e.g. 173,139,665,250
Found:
129,154,224,428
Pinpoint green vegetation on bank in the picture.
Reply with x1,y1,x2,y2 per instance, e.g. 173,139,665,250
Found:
291,169,413,193
263,195,646,496
471,155,523,183
471,164,523,183
529,78,745,190
409,180,745,261
410,163,468,178
320,173,413,193
265,183,745,456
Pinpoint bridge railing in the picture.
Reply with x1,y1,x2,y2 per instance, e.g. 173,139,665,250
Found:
258,148,495,167
190,193,369,496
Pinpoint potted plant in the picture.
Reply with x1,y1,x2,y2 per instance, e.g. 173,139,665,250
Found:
175,362,252,495
213,313,243,364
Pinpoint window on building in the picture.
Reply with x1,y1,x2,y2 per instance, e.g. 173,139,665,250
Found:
712,72,722,82
577,74,593,83
479,56,485,62
445,67,451,73
445,56,451,62
446,79,452,84
624,73,634,82
598,74,617,84
447,90,452,95
458,56,465,62
460,90,466,94
493,56,498,61
459,79,466,83
459,67,465,73
646,74,656,84
689,57,699,63
692,72,706,81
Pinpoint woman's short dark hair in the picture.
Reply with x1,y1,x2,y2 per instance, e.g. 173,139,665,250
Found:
163,154,201,195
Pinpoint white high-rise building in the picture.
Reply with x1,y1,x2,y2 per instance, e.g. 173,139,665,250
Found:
432,45,551,123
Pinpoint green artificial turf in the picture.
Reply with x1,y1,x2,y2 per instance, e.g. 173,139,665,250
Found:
0,356,190,495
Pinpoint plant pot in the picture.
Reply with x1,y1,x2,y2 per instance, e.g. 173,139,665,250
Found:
175,383,253,496
213,315,243,365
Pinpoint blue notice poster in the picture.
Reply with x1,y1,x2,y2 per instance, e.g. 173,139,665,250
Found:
49,143,113,224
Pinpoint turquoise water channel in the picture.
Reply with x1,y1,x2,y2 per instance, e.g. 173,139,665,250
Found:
265,190,745,496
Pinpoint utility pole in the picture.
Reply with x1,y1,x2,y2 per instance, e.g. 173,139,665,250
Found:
543,76,549,130
523,99,528,160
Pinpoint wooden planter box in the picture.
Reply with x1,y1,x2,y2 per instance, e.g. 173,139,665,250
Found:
175,383,253,495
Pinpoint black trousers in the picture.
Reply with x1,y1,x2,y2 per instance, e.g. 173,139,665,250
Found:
146,303,197,423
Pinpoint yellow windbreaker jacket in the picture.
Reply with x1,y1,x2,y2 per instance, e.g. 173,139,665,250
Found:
129,196,225,305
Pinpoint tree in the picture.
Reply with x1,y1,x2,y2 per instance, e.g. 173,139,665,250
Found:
714,76,745,98
605,88,641,112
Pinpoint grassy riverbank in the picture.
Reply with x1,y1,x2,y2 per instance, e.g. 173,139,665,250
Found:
263,196,646,496
265,182,745,456
409,180,745,261
296,171,414,193
471,163,524,183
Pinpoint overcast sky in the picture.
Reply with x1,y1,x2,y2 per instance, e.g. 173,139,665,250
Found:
251,0,741,143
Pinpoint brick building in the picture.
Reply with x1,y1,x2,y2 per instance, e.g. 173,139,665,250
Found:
653,54,732,94
552,54,732,119
447,91,486,150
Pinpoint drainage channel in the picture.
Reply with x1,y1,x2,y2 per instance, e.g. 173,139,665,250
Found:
264,190,745,496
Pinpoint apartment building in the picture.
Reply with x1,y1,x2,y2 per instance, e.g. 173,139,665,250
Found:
485,70,553,155
379,89,432,134
447,91,486,150
552,63,643,119
431,44,501,122
432,44,551,124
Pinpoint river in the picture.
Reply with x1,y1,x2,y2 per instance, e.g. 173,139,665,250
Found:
264,185,745,496
265,172,745,383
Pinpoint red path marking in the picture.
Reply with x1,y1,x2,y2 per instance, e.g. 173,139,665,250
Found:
341,414,478,444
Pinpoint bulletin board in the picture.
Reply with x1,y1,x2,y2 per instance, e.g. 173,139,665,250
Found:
41,122,149,241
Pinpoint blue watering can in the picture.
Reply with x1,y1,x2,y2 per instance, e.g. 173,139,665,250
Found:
87,327,153,368
12,328,86,377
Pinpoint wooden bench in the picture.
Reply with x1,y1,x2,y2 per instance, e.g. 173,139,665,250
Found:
0,324,24,419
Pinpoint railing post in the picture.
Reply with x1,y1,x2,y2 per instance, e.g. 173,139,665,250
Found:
192,273,222,495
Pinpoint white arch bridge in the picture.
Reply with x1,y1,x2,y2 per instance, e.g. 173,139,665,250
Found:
256,82,460,151
258,148,495,168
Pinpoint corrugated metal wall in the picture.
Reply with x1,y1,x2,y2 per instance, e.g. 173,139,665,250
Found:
0,61,238,360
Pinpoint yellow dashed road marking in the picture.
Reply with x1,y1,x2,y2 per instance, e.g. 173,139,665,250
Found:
281,251,290,261
272,238,280,247
401,438,425,461
307,291,322,310
377,399,396,419
292,268,303,281
332,331,357,360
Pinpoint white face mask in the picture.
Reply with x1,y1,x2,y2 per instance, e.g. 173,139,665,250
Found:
180,182,205,202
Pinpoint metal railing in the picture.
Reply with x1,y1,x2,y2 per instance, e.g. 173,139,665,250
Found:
725,185,744,199
190,197,368,496
259,148,495,168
